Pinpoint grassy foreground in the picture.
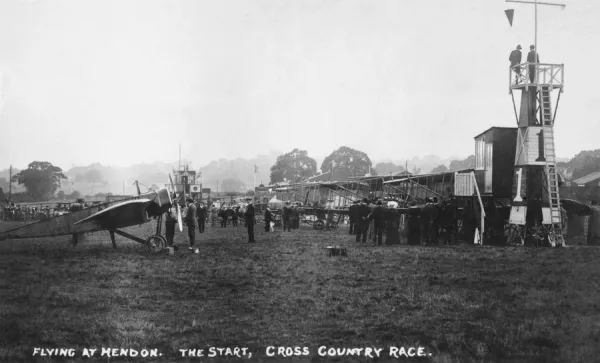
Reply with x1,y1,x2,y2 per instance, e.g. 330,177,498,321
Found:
1,221,599,363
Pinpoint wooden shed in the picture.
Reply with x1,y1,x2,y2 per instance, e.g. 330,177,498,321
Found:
473,127,518,199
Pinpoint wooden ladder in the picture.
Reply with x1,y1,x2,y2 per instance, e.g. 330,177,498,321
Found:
539,85,564,245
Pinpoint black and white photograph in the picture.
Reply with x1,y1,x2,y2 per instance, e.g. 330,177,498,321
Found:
1,0,600,362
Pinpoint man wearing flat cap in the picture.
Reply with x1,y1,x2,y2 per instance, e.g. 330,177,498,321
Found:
185,197,197,249
244,200,255,243
356,198,371,243
282,201,291,232
348,200,359,235
527,45,540,83
509,44,522,84
370,200,386,245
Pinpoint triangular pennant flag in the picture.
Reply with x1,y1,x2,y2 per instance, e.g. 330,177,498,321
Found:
505,9,514,26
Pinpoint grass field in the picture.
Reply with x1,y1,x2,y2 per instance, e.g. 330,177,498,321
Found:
1,220,599,362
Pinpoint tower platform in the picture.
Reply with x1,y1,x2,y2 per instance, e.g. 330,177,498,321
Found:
509,62,564,92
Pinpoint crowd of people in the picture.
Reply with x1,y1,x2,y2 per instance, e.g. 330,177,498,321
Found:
161,193,471,250
347,197,462,246
164,197,257,248
1,202,75,221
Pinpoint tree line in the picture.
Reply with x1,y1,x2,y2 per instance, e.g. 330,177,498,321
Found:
6,148,600,201
268,147,477,184
269,146,374,184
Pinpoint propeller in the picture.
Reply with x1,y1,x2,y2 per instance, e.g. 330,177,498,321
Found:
168,174,183,232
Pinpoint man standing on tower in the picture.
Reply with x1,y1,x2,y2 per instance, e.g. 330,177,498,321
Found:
509,45,522,83
527,45,540,83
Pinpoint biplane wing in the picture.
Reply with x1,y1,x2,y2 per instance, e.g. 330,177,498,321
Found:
74,198,154,227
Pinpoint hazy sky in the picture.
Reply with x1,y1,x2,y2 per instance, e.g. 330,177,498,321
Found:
1,0,598,171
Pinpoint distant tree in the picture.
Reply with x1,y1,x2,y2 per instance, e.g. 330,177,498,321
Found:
373,162,404,175
150,184,159,191
270,149,318,184
11,161,67,201
246,189,255,196
259,183,265,188
225,191,237,197
321,146,372,177
94,192,106,198
448,155,476,171
106,192,113,197
0,177,9,191
221,178,244,192
69,190,81,199
431,164,449,173
85,169,106,185
56,190,66,200
569,149,600,180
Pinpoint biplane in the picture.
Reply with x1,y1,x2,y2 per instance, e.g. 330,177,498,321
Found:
0,178,183,253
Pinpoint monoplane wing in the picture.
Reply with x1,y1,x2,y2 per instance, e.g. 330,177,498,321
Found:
74,199,153,225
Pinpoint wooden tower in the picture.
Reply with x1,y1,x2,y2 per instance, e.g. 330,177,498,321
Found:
507,60,565,246
170,164,203,201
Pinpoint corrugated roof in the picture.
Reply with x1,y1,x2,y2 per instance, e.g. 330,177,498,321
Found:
304,167,354,183
572,171,600,186
473,126,517,140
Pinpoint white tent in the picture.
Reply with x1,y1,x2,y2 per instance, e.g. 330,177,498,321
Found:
268,196,284,209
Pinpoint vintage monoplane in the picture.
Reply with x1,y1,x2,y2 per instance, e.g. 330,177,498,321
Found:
0,178,183,253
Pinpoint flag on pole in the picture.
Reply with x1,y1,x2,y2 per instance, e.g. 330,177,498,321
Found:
505,9,514,26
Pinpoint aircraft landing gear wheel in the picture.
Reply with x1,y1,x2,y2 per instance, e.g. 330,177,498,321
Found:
146,235,166,253
313,220,324,230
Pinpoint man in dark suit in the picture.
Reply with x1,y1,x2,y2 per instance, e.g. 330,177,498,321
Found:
185,198,197,249
527,45,540,83
509,44,522,83
348,200,358,235
225,206,234,227
232,206,240,227
282,201,291,232
356,198,371,243
264,207,273,232
165,200,178,246
196,202,207,233
370,200,386,245
244,200,255,243
219,207,227,228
